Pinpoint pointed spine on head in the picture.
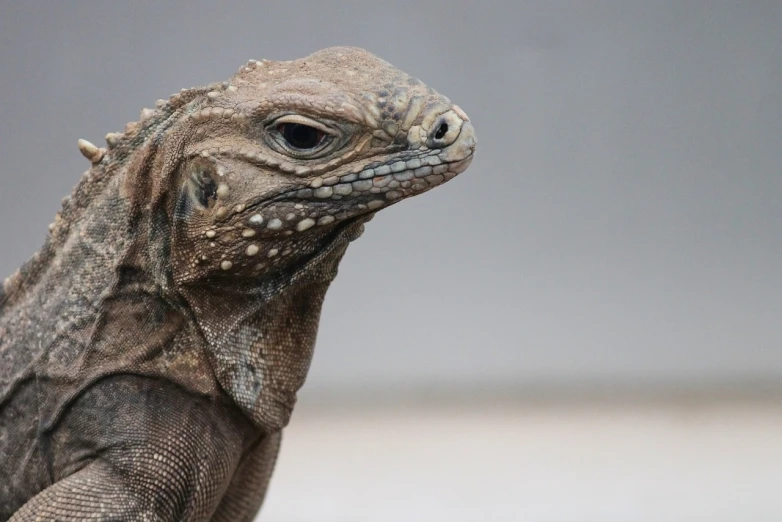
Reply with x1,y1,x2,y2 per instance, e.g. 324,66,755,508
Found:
77,139,105,164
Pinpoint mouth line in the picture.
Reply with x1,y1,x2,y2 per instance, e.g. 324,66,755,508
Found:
263,154,471,205
238,192,383,221
229,152,472,233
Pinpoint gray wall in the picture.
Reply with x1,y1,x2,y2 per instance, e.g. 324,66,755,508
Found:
1,1,780,396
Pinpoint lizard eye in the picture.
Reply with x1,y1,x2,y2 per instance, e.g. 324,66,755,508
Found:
277,123,325,150
266,114,338,159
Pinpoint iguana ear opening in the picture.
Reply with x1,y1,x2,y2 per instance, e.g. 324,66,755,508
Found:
175,158,219,220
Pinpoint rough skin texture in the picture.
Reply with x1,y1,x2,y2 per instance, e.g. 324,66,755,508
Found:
0,47,476,521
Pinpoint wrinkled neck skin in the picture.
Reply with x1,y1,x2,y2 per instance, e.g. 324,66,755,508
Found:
174,216,369,432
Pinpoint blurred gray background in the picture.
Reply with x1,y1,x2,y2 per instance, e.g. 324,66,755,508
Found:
1,2,781,520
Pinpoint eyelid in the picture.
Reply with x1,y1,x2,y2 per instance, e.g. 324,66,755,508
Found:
273,114,335,135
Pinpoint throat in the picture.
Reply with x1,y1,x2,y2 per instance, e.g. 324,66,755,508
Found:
176,215,369,430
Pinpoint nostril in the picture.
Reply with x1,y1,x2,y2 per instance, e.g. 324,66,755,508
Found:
434,122,448,140
424,109,463,148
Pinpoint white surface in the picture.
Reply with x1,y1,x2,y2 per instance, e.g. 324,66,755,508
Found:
260,400,782,521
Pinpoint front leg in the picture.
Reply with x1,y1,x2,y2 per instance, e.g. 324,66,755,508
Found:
12,375,257,521
11,460,180,521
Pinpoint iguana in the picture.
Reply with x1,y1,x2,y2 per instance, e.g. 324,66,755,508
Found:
0,46,475,521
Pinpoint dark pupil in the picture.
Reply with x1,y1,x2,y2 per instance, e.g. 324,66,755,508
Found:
280,123,323,149
434,122,448,140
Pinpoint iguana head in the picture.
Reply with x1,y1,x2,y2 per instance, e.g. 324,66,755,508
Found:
164,46,476,283
56,47,476,430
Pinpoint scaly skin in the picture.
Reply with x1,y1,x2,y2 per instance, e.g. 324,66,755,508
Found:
0,47,476,520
